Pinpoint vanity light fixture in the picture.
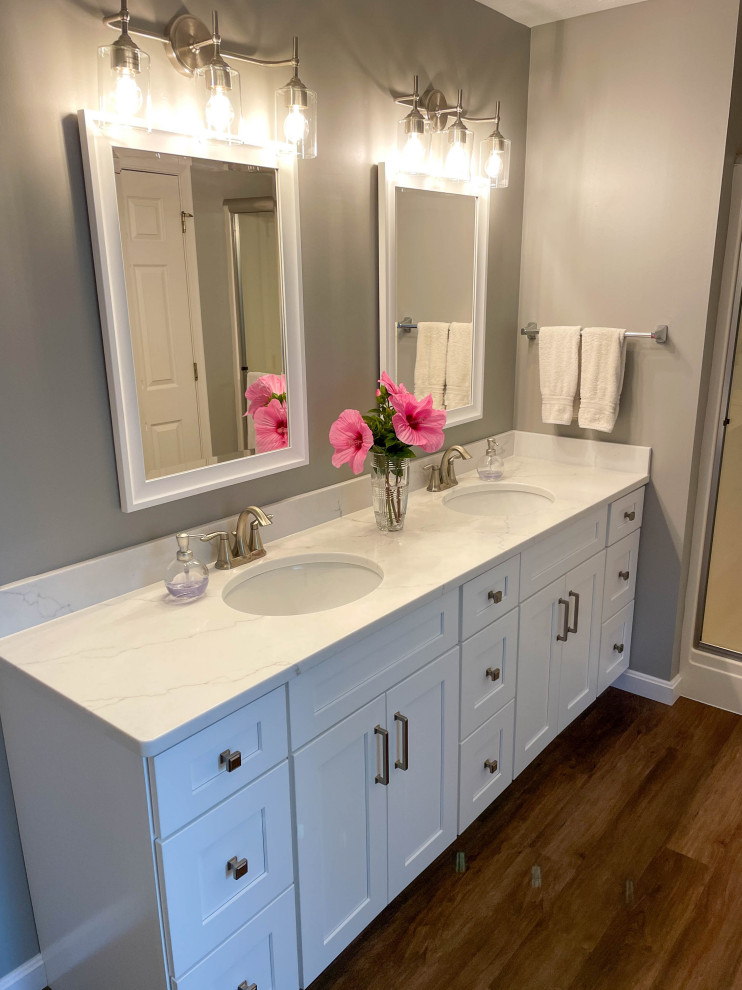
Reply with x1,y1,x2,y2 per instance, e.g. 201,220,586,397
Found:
397,75,431,175
98,0,151,123
394,81,509,185
100,5,317,155
479,101,511,188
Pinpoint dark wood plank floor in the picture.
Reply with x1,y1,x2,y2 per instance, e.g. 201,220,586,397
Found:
309,687,742,990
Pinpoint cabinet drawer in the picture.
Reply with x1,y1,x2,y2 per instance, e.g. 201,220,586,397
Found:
607,487,644,546
458,700,515,834
603,530,640,620
460,610,518,739
461,555,520,639
157,761,294,977
598,601,634,694
289,590,459,749
151,686,288,838
173,887,299,990
520,508,607,601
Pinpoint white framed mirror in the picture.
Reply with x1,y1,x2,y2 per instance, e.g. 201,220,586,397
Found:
378,164,488,428
79,110,307,511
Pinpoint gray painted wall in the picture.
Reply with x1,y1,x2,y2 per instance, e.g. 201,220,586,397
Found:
515,0,740,680
0,0,530,976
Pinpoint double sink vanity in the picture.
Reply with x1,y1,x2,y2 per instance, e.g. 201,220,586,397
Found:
0,434,649,990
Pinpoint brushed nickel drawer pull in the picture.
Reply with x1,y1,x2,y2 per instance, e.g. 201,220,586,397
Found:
557,598,570,642
484,758,498,774
227,856,248,880
219,749,242,773
568,590,580,635
618,570,630,581
375,725,389,785
613,642,624,653
486,666,501,682
488,589,503,605
624,510,636,521
238,983,257,990
394,712,409,771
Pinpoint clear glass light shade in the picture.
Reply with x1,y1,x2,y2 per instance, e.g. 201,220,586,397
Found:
97,43,150,124
443,122,473,182
397,114,431,175
195,62,242,142
275,81,317,159
480,133,511,188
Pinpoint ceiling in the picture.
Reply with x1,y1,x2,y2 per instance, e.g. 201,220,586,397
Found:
474,0,648,28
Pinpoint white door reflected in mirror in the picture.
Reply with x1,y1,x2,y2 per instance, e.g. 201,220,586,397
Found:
79,111,308,511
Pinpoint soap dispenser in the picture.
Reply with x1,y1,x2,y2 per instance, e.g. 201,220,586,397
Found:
164,533,209,600
477,437,505,480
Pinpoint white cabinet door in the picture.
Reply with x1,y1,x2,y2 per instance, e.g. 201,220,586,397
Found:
558,553,605,731
386,648,459,901
514,577,563,777
293,696,388,987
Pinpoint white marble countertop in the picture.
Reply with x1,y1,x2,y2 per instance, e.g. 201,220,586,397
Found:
0,453,649,757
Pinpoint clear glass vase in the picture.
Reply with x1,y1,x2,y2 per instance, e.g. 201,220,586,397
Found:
370,454,409,532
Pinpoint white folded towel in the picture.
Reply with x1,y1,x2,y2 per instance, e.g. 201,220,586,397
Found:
414,322,448,409
578,327,627,432
445,322,473,409
538,326,581,424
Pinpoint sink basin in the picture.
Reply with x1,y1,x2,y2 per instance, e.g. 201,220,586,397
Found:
443,483,556,516
222,553,384,616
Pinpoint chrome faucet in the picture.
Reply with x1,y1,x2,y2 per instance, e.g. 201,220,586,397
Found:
200,505,273,569
439,444,472,489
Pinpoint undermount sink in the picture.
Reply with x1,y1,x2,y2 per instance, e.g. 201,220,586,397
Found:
222,553,383,616
443,482,556,516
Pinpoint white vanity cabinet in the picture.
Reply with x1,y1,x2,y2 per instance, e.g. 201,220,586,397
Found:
290,593,460,987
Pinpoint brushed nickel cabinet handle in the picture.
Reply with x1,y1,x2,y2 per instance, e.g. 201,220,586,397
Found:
484,758,498,774
486,666,501,682
488,589,503,605
613,642,624,653
226,856,248,880
394,712,409,771
624,510,636,521
618,570,630,581
375,725,389,785
556,598,570,642
568,590,580,635
219,749,242,773
238,982,257,990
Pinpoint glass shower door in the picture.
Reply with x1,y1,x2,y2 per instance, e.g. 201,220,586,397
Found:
701,319,742,656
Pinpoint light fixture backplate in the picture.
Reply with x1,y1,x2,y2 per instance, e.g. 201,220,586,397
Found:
167,14,213,76
421,89,450,132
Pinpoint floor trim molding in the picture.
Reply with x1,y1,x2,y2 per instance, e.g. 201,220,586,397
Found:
0,955,47,990
613,669,682,706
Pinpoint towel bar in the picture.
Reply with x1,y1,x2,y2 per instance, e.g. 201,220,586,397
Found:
520,322,669,344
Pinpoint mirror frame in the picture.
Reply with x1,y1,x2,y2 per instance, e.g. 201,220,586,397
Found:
78,110,308,512
378,163,488,429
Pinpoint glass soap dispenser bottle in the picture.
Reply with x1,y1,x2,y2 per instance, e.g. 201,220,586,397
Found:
477,437,505,480
164,533,209,600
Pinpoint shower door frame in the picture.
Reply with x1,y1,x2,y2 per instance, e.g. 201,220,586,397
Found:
680,160,742,712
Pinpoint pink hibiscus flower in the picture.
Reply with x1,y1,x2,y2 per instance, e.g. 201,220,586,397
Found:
389,392,446,453
329,409,373,474
379,371,408,396
245,373,287,416
254,399,288,452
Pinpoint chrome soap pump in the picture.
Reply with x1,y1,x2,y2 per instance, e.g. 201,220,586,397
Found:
477,437,505,481
164,533,209,600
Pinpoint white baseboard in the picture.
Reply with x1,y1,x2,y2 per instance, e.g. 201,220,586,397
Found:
613,669,682,706
0,956,47,990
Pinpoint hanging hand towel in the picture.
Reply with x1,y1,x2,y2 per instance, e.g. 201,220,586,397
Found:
578,327,627,432
444,322,473,409
414,322,448,409
538,326,582,424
